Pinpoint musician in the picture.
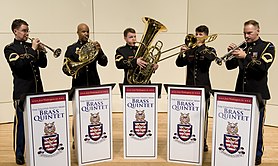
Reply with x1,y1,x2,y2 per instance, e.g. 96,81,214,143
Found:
63,23,107,149
4,19,47,165
63,23,108,87
115,28,158,84
225,20,275,165
175,25,217,152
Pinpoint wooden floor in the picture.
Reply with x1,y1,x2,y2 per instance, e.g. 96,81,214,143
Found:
0,113,278,166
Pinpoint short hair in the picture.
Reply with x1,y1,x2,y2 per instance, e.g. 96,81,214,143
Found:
11,19,28,32
124,28,136,37
195,25,209,35
244,20,260,29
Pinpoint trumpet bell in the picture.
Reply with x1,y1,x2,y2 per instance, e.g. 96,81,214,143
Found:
54,48,62,58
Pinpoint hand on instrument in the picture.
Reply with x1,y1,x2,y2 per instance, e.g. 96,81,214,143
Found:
228,43,246,59
180,44,189,53
31,38,44,51
152,64,158,71
93,41,101,50
137,57,148,68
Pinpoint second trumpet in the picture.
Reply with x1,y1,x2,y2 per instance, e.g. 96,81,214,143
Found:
29,37,62,58
215,40,247,65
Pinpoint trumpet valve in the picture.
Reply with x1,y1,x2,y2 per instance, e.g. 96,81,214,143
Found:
215,57,223,66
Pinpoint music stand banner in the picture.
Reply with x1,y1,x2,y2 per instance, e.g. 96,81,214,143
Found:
167,86,205,165
123,85,158,159
73,86,113,165
24,92,70,166
212,92,259,166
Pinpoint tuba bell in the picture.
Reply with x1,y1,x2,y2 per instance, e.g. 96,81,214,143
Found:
127,17,167,84
62,39,99,79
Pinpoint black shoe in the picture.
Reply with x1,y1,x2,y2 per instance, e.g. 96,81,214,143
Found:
255,156,261,165
72,141,75,149
204,144,208,152
16,155,25,165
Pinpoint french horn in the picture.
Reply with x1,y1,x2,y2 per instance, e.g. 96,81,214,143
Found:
62,39,99,79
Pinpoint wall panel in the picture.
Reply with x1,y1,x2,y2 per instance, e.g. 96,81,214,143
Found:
0,0,93,33
188,0,278,34
93,0,188,34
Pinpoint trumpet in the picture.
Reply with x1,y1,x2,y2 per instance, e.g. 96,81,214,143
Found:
29,37,61,58
215,40,247,65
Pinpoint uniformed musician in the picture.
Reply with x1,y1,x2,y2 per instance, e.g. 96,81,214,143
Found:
115,28,158,84
62,23,108,149
225,20,275,165
175,25,218,152
4,19,47,165
63,23,108,87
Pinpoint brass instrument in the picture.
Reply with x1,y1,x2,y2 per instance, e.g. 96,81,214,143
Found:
28,37,61,58
127,17,167,84
215,40,247,65
158,33,218,62
62,39,99,79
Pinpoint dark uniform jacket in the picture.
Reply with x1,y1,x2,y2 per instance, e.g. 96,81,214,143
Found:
64,40,108,87
176,44,217,99
225,38,275,100
115,44,138,84
4,39,47,100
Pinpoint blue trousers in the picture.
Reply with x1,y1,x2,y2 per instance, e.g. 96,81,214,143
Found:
204,98,210,144
256,100,266,158
13,100,25,158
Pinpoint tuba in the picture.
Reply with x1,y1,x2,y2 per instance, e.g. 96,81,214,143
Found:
62,39,99,79
127,17,167,84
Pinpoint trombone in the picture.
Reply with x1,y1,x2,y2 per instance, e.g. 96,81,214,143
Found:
158,33,218,62
29,37,62,58
215,40,247,65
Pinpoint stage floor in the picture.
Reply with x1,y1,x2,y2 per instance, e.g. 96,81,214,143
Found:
0,113,277,165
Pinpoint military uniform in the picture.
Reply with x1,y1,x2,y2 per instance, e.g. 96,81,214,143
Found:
115,44,138,84
4,39,47,160
176,44,217,151
225,37,275,159
64,40,108,87
176,44,217,99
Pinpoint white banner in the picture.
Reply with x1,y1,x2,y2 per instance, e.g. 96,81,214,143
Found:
24,92,70,166
73,86,113,165
212,92,259,166
167,86,205,165
123,85,158,159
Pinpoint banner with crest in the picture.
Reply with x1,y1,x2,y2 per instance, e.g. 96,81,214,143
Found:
73,85,113,165
166,85,205,165
212,91,260,166
24,92,70,166
123,85,158,159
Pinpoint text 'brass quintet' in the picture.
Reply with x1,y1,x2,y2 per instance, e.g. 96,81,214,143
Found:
62,39,99,79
